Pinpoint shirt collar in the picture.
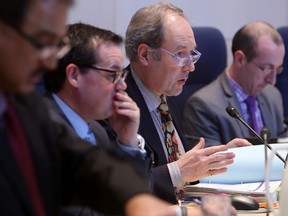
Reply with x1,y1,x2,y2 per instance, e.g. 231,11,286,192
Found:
226,70,250,102
52,93,92,140
130,66,162,112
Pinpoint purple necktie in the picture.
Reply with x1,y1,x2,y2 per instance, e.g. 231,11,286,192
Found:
244,96,260,134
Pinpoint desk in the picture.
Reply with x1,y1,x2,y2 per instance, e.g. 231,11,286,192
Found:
240,209,277,216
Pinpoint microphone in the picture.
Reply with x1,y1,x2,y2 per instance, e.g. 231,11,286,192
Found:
261,127,270,173
260,127,270,144
226,105,286,164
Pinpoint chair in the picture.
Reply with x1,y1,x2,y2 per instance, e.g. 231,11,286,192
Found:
276,27,288,122
169,26,227,122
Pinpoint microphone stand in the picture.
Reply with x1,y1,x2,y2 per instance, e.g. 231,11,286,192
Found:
261,128,270,215
226,105,286,164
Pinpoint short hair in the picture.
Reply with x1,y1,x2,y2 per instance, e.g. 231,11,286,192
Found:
125,2,186,62
44,22,123,93
231,21,284,62
0,0,73,28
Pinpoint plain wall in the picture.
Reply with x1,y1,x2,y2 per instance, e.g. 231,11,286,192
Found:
68,0,288,64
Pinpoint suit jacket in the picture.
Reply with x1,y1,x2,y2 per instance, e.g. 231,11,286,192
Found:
125,65,199,204
0,92,149,216
183,72,288,147
43,93,152,182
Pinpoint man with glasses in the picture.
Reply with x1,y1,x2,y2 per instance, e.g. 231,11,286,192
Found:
44,22,150,180
124,2,250,204
43,22,153,216
184,21,288,147
0,0,215,215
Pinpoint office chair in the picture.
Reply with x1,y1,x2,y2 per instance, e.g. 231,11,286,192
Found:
276,27,288,123
169,26,227,123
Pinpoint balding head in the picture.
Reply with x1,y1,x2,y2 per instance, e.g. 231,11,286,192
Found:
232,21,283,62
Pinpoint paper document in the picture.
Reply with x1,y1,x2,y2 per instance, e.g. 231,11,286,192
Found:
184,181,281,196
201,143,288,184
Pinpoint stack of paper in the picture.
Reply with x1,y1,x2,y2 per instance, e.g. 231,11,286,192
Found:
184,144,288,201
201,143,288,184
184,181,280,201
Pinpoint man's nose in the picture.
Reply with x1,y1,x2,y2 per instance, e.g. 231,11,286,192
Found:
183,61,195,73
115,77,127,90
265,71,277,85
38,56,59,71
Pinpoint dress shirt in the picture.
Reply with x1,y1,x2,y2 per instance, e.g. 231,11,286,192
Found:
226,71,264,130
52,93,146,159
53,94,96,144
131,67,185,190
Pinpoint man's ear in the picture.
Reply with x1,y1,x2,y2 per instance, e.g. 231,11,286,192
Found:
234,50,247,67
66,63,80,87
138,43,150,65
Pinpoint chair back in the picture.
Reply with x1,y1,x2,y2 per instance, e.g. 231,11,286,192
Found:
170,26,227,121
276,27,288,121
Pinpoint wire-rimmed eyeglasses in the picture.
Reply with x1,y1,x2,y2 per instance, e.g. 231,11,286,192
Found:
159,47,202,67
7,23,70,60
78,65,129,83
252,62,284,76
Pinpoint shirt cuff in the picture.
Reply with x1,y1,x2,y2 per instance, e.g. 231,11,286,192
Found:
117,134,147,159
167,161,185,191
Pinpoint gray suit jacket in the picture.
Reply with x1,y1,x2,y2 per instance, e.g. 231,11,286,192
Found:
183,72,288,147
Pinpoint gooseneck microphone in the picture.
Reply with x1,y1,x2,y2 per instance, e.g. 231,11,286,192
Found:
260,127,270,144
226,105,286,164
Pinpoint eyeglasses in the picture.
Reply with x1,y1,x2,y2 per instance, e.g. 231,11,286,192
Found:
159,47,202,67
79,65,129,83
253,62,284,76
8,23,70,60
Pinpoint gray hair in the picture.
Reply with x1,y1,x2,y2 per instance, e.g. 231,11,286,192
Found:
125,2,186,62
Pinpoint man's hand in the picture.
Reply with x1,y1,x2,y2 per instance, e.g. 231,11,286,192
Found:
177,138,235,182
108,90,140,147
226,138,252,148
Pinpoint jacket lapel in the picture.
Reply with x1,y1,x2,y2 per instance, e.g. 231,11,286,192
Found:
220,73,251,137
125,67,168,166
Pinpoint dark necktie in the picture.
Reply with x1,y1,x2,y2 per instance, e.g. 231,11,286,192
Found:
244,96,260,134
5,101,46,216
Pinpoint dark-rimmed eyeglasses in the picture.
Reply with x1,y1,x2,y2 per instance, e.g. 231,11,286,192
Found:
78,65,129,83
158,47,201,66
7,23,70,60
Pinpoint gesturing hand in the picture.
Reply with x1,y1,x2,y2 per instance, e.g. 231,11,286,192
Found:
177,138,235,182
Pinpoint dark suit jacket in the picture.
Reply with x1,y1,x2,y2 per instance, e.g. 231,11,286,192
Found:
125,66,199,204
43,93,152,181
0,92,149,216
183,72,288,147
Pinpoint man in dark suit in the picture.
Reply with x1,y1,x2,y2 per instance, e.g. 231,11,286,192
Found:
124,2,249,204
184,21,288,147
43,23,150,181
0,0,205,215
